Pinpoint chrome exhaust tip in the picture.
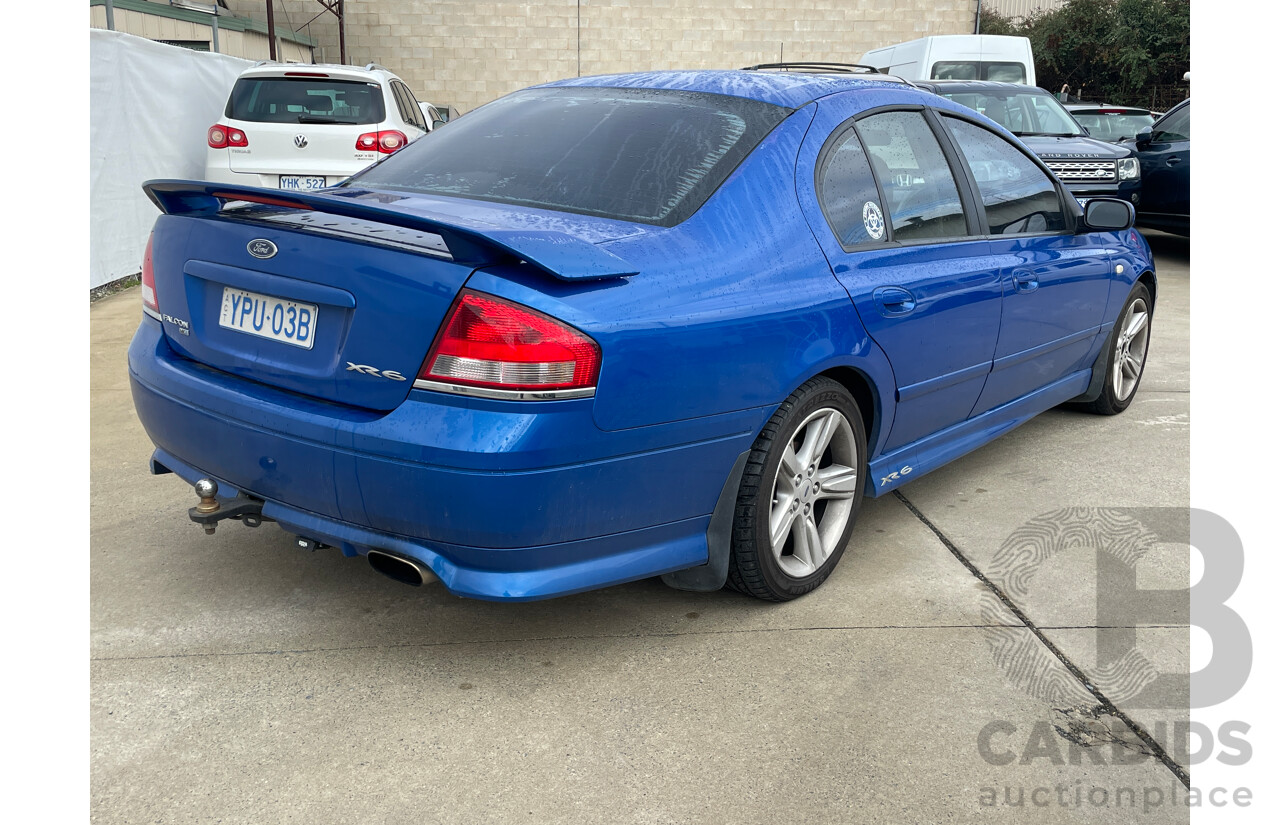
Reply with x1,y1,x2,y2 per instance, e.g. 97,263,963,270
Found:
367,550,437,587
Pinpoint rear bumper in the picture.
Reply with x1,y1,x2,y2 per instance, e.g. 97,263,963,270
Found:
204,151,367,189
128,318,765,600
150,446,711,601
201,166,351,189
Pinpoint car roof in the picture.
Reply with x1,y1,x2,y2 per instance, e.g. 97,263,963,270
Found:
236,63,395,82
913,79,1047,94
537,69,915,109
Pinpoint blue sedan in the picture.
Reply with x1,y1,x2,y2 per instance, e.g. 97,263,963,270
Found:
129,69,1155,602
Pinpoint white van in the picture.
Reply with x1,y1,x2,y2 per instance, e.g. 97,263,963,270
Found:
860,35,1036,86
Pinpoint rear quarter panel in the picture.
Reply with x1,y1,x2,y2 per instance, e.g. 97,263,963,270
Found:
465,103,896,440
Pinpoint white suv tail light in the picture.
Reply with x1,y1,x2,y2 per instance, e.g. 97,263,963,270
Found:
208,124,248,148
356,130,408,154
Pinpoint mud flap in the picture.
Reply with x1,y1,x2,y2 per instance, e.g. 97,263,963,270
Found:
1070,329,1112,404
661,451,749,592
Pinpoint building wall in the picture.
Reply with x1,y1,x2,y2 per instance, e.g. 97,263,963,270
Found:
225,1,977,114
91,6,313,62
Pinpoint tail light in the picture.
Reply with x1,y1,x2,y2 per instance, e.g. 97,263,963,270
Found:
356,130,408,154
417,290,600,399
141,233,160,320
208,124,248,148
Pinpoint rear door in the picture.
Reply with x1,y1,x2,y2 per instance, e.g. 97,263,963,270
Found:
797,99,1003,454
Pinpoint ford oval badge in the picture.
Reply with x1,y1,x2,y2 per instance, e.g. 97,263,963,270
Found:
247,239,278,259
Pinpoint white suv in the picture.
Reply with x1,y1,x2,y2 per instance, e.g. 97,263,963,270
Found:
204,63,439,191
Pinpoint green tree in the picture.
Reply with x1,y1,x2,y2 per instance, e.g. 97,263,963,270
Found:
980,0,1189,107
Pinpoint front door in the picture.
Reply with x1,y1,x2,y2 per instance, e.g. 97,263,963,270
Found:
937,114,1115,413
1140,101,1191,221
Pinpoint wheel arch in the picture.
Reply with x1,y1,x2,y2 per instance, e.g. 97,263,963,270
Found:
818,365,880,450
664,357,890,596
1137,269,1157,309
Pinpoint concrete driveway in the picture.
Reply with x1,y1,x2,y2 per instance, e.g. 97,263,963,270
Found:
91,232,1191,823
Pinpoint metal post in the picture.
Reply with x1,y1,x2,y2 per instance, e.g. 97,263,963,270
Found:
266,1,278,61
338,0,347,65
974,0,983,35
211,12,220,53
105,0,115,30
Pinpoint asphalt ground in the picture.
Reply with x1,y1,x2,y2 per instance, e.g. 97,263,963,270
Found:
91,231,1191,823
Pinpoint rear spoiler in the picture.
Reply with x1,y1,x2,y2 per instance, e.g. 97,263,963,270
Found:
141,180,638,281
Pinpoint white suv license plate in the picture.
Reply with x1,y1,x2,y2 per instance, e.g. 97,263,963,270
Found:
280,175,326,190
219,287,318,350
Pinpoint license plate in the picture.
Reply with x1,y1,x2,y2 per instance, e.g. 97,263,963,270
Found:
280,175,326,190
218,287,318,350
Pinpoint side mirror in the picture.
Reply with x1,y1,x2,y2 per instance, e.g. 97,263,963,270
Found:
1081,198,1135,232
1134,126,1153,150
431,118,446,130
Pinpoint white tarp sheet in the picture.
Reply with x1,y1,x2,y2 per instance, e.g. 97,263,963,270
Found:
90,29,251,288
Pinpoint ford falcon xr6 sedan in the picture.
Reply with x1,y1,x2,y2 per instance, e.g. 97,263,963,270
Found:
130,68,1155,602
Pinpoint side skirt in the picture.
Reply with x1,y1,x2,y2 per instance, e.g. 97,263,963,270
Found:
866,368,1093,497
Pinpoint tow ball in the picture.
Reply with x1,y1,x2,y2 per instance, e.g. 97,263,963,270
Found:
187,478,270,535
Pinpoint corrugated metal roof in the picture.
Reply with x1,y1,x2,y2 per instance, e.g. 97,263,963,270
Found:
89,0,317,46
983,0,1067,20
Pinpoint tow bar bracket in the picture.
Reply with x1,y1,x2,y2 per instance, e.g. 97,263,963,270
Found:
187,478,270,534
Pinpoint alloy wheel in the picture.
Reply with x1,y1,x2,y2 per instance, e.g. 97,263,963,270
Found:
767,408,859,578
1112,297,1150,402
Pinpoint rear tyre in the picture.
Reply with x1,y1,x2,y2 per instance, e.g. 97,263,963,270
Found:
727,377,867,601
1084,283,1153,415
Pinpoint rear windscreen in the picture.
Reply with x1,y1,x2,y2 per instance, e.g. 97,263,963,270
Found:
346,86,792,226
226,77,386,125
1071,112,1155,141
939,90,1082,137
931,61,1026,83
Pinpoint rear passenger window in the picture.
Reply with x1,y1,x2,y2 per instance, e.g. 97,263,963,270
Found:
390,82,415,127
855,111,968,241
816,128,887,247
944,117,1067,235
395,81,428,131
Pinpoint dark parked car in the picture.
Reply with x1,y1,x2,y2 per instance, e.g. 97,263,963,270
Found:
1125,99,1189,236
1064,103,1156,143
915,81,1142,207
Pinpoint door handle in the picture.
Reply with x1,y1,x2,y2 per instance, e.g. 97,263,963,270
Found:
872,286,917,317
1012,270,1039,293
1165,155,1182,166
